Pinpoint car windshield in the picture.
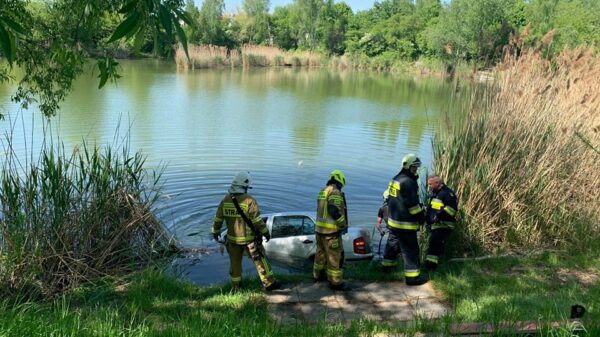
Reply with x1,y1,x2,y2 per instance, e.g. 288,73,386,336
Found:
271,215,315,238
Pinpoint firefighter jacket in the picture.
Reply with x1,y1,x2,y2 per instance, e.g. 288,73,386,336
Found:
426,185,458,229
316,184,348,235
212,193,269,245
387,169,424,231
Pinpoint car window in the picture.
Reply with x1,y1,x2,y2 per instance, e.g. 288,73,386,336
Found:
272,216,313,238
302,216,315,235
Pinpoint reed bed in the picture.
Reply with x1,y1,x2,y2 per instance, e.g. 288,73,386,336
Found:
175,44,240,68
176,44,326,69
241,44,283,67
433,46,600,254
0,131,170,299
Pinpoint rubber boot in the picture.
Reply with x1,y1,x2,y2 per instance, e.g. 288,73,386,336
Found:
313,273,327,283
329,282,355,292
264,280,283,291
424,261,438,272
405,275,428,286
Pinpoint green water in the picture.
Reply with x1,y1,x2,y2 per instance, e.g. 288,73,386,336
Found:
0,60,459,251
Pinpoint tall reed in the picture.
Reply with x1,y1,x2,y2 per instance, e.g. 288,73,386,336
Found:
175,44,240,68
241,44,283,67
433,47,600,254
0,128,170,298
176,44,326,69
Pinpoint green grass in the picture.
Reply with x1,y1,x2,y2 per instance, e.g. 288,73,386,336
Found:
1,251,598,336
433,252,600,323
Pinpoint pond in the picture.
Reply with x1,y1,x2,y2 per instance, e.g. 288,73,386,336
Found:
0,60,460,285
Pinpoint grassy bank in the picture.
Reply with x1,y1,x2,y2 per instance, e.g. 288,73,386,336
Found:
0,129,171,300
0,251,598,336
433,47,600,255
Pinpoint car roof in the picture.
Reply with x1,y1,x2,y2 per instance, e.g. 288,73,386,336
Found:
263,211,316,218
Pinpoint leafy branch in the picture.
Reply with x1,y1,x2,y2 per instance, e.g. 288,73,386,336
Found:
0,0,193,118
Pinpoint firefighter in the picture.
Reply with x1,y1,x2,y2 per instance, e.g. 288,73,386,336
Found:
313,169,350,291
424,175,458,271
382,154,428,286
212,171,281,291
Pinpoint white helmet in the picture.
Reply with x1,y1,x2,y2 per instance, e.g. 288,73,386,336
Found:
402,153,422,170
229,171,252,194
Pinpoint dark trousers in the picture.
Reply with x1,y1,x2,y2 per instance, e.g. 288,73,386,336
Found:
383,228,421,278
426,227,452,267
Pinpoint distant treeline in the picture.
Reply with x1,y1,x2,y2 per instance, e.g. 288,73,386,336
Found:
182,0,600,66
11,0,599,68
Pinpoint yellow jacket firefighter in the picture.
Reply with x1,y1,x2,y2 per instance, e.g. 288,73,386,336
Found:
212,193,269,244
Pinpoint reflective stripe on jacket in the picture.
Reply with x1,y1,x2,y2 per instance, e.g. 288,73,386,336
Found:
387,170,423,231
212,193,268,244
316,184,347,235
427,185,458,229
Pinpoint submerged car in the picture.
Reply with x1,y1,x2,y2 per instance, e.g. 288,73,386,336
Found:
221,211,373,266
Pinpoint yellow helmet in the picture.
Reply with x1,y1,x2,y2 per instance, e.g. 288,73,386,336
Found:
329,169,346,187
402,153,422,170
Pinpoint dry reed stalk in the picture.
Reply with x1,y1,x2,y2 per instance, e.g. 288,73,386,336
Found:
175,44,236,69
435,47,600,253
241,44,284,67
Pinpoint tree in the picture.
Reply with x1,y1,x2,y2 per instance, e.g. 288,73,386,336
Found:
344,0,420,59
318,0,352,55
371,0,414,21
525,0,600,53
414,0,442,56
184,0,202,44
295,0,324,50
345,10,377,54
271,5,298,49
0,0,192,119
198,0,226,45
241,0,271,44
427,0,518,64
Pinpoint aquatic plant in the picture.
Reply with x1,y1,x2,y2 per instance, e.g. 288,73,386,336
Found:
0,126,170,298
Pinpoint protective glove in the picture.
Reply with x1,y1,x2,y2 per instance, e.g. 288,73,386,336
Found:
263,232,271,242
213,233,220,242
